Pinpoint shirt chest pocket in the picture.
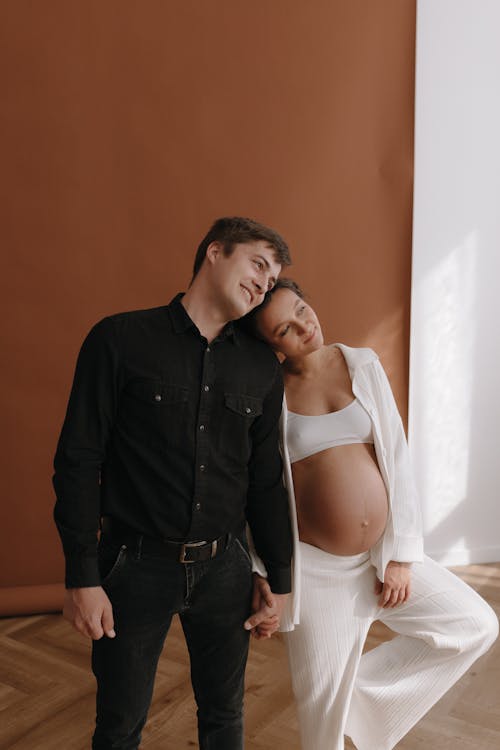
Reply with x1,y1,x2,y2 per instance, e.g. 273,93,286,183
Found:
221,393,263,463
129,380,189,407
122,379,189,441
224,393,263,420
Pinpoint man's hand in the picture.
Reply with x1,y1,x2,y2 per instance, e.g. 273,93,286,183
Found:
63,586,116,640
243,575,289,639
375,561,412,608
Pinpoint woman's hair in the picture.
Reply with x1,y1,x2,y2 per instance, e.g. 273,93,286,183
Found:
239,278,305,339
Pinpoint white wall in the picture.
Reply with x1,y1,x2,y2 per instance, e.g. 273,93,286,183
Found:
410,0,500,565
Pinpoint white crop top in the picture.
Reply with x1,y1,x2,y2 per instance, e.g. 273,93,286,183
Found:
286,398,374,463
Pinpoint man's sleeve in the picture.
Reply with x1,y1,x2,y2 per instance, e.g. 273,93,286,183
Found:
53,316,120,588
246,362,292,594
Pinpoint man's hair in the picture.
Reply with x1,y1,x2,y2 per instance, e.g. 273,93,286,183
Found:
238,278,305,339
191,216,291,281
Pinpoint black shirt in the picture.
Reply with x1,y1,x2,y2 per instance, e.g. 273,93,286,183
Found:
53,294,292,592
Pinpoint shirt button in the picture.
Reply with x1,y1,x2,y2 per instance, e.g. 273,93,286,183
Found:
204,385,210,392
200,464,206,472
206,347,211,353
195,502,201,511
245,407,251,414
199,424,205,431
154,394,162,402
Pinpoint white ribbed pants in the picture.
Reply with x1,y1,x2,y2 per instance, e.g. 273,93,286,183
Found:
284,542,498,750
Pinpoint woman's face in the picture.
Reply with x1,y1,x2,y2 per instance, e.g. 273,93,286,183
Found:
256,287,324,358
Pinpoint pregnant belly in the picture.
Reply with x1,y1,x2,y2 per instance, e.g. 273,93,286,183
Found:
292,443,389,555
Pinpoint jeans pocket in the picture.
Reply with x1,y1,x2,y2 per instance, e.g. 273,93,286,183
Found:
99,543,128,586
234,537,252,567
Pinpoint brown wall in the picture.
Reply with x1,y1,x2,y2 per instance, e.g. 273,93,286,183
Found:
0,1,416,614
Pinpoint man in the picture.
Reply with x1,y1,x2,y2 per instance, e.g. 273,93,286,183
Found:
53,216,293,749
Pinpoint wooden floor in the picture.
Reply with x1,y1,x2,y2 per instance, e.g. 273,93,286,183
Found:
1,563,499,749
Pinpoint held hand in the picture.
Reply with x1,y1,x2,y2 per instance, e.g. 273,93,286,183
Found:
244,575,275,638
243,575,289,639
375,561,412,608
253,593,289,640
63,586,116,640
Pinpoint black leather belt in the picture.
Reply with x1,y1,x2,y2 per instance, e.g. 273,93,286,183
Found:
100,517,232,564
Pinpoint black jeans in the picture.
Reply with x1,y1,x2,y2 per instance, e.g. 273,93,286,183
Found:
91,532,253,749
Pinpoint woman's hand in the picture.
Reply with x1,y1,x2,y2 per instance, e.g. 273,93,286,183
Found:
375,561,412,607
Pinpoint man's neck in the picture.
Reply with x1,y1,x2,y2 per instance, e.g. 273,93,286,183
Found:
181,284,229,343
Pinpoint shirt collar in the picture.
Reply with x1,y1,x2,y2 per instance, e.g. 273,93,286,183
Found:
168,293,196,334
168,293,240,346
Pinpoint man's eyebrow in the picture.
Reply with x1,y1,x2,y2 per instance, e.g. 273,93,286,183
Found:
255,254,279,288
255,254,271,270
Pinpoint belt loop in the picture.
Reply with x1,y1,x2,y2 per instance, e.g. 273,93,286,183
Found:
136,534,143,561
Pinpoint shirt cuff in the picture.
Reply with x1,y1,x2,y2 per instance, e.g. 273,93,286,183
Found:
266,565,292,594
65,555,101,589
391,535,424,563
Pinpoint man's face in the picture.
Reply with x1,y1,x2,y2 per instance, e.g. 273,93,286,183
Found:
211,240,282,320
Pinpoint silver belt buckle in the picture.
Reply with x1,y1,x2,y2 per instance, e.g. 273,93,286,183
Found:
179,539,207,564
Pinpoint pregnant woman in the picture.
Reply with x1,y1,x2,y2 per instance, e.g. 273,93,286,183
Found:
244,279,498,750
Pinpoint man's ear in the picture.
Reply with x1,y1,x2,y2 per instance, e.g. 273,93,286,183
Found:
205,241,223,265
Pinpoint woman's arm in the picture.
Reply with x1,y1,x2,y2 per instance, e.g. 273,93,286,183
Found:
373,358,424,563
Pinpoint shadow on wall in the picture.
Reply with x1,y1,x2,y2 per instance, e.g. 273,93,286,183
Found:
410,231,500,565
410,2,500,567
